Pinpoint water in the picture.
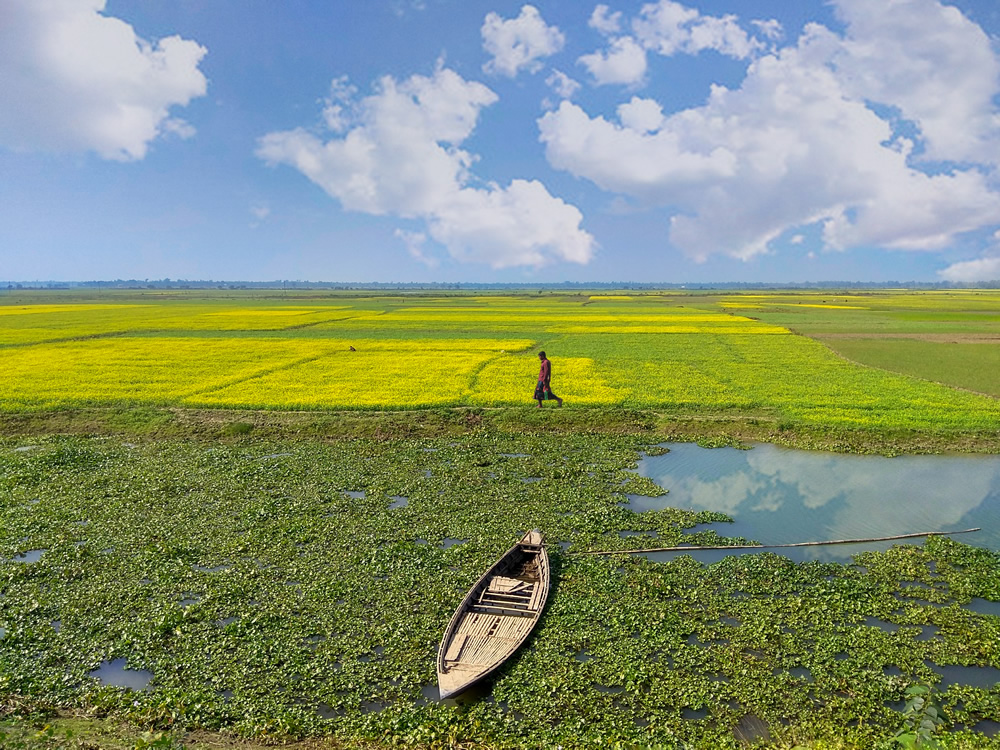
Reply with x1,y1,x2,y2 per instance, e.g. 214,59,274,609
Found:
88,658,153,691
630,443,1000,563
10,549,46,563
927,662,1000,690
193,563,230,573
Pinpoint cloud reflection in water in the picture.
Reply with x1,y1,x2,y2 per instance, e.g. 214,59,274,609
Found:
632,443,1000,562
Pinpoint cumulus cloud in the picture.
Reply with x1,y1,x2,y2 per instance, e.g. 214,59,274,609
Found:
828,0,1000,164
578,35,648,86
632,0,762,59
482,5,565,77
589,4,623,35
0,0,207,160
617,97,665,133
751,18,783,42
579,0,767,86
258,67,594,269
546,69,581,100
939,255,1000,282
542,0,1000,262
940,232,1000,281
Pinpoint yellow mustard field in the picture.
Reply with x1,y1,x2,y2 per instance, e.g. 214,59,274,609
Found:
1,290,999,431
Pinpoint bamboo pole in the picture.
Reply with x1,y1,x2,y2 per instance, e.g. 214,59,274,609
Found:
574,528,982,556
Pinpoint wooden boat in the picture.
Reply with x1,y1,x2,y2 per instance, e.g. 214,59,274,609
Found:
437,530,550,699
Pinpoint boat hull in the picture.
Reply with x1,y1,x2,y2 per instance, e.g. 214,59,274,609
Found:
436,531,550,699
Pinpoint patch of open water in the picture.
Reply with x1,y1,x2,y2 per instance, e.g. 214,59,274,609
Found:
967,598,1000,618
972,720,1000,737
926,661,1000,690
88,658,153,691
10,549,46,563
628,442,1000,564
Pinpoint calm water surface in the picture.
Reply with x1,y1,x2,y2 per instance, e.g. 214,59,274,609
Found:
630,443,1000,563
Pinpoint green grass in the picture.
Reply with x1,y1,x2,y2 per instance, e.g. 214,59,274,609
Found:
824,339,1000,397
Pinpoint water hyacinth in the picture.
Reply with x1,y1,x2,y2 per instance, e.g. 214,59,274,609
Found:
1,434,999,748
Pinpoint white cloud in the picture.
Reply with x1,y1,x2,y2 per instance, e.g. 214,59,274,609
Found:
321,76,358,133
395,229,440,268
578,36,648,86
540,0,1000,262
258,67,594,269
617,97,665,134
545,69,581,100
482,5,565,77
578,0,762,87
745,448,997,549
829,0,1000,164
631,0,761,59
0,0,207,161
751,18,783,42
162,118,196,140
940,232,1000,281
428,178,593,266
589,4,623,35
939,255,1000,282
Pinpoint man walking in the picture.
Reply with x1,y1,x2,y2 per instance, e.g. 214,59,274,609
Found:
534,351,563,408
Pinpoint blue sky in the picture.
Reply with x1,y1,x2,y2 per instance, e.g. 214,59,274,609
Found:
2,0,1000,283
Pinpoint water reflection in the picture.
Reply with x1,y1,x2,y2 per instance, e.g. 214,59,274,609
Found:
88,658,153,691
632,443,1000,562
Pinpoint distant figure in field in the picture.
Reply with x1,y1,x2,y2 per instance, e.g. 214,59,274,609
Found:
534,351,563,408
349,345,356,351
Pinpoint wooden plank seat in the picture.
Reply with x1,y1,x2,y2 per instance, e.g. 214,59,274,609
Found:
470,603,537,617
478,578,535,608
479,591,532,606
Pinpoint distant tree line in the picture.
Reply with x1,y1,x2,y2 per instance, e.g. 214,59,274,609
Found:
3,279,999,290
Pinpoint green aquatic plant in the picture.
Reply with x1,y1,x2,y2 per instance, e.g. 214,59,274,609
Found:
2,434,1000,748
894,685,943,749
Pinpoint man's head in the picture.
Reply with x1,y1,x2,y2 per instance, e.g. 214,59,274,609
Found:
538,351,546,360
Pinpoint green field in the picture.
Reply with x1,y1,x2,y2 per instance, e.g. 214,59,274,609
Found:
2,289,999,437
710,290,1000,399
818,339,1000,398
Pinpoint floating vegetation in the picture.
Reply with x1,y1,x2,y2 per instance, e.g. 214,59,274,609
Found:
1,433,1000,748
